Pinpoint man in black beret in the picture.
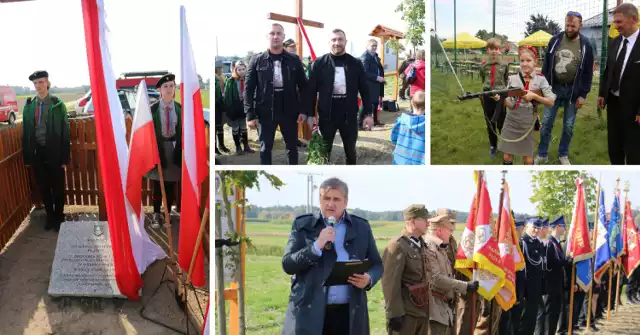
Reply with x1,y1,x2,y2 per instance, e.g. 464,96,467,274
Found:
22,71,70,232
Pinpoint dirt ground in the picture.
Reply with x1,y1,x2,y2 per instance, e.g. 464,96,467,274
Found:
215,99,411,165
0,206,207,335
576,300,640,335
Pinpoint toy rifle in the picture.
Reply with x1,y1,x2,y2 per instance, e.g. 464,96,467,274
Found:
457,87,542,101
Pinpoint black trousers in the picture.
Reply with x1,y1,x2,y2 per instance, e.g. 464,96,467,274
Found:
399,79,410,99
258,116,298,165
498,301,522,335
607,94,640,164
152,180,177,214
359,101,380,126
319,116,358,165
482,96,506,148
33,145,66,225
519,295,542,335
535,293,562,335
323,303,349,335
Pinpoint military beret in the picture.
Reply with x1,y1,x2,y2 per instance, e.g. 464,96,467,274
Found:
428,214,454,230
29,70,48,81
550,216,566,228
436,208,456,223
404,204,429,221
156,73,176,89
283,39,296,47
527,216,545,228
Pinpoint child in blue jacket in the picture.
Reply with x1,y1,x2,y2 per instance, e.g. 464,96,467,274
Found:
391,90,425,165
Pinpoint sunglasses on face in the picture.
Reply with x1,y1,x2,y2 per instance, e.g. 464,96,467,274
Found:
567,11,582,18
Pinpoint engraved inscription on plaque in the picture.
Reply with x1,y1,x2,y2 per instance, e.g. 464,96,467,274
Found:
48,222,125,298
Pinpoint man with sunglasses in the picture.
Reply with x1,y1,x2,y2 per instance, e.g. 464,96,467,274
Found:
536,11,594,165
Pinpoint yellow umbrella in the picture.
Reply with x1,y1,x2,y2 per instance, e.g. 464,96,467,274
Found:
518,30,553,47
441,32,487,49
609,22,640,38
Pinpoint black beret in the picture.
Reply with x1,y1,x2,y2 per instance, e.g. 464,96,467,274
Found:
156,73,176,89
29,70,49,81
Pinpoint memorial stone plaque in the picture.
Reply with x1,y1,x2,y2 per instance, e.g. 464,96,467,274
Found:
48,221,125,298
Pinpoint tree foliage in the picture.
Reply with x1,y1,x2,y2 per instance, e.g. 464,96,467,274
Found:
524,14,561,37
529,171,598,220
475,29,509,43
396,0,425,49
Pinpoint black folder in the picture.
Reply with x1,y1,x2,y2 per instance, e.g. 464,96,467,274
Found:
324,260,372,286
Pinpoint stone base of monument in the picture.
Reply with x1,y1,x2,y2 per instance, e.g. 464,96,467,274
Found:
48,221,126,298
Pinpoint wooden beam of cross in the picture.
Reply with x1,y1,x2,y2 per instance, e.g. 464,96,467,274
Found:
268,0,324,140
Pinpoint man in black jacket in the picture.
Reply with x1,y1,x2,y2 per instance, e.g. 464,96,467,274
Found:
597,3,640,164
361,39,385,127
307,29,370,165
538,217,569,334
244,23,307,165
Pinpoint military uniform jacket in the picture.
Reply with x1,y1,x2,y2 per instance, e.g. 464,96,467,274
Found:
382,231,430,319
520,234,545,298
22,95,70,166
424,235,468,327
480,59,509,91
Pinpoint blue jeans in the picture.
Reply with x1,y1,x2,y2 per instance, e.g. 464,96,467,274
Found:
538,84,578,158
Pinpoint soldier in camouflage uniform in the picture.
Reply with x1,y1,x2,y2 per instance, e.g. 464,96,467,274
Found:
425,214,479,335
382,204,432,335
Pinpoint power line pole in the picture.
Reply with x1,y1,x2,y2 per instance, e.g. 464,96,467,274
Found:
298,173,322,213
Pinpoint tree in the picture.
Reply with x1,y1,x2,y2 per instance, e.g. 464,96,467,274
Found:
524,14,561,37
529,171,598,220
475,29,509,43
396,0,425,50
215,171,284,335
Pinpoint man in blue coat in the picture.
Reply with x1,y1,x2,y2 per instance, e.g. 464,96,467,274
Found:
536,11,594,165
281,177,383,335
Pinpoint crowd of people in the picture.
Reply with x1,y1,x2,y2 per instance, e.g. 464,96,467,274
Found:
279,177,640,335
478,3,640,165
214,23,426,165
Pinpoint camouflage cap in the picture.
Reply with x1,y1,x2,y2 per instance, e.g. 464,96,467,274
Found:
436,208,456,223
428,214,454,230
404,204,429,221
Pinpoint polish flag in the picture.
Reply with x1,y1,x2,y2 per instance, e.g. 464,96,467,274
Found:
81,0,165,300
179,5,208,287
202,299,210,335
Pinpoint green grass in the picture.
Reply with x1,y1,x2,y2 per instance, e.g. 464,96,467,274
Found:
176,89,210,108
220,219,467,334
430,69,609,165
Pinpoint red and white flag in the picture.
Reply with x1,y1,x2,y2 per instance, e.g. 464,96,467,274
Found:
622,200,640,278
472,174,505,300
81,0,165,300
179,5,208,287
495,181,524,311
202,299,210,335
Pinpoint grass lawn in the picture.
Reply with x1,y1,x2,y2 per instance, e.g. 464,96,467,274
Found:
218,219,467,334
430,69,609,165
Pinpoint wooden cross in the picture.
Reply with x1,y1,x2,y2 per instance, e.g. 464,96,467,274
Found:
268,0,324,140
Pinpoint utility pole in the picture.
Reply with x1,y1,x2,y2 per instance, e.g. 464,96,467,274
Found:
298,173,322,213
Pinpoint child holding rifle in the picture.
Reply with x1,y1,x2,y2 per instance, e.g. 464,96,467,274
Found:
496,46,555,165
479,38,509,159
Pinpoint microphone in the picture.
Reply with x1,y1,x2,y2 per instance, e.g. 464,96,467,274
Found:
324,216,337,251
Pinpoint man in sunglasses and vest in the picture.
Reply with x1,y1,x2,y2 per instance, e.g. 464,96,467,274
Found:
22,70,71,232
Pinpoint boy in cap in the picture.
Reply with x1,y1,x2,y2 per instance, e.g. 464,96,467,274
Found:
479,38,509,159
147,73,182,228
22,70,70,232
425,214,479,335
382,204,432,335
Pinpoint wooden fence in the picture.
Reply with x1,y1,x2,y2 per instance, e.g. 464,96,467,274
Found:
0,126,33,252
0,118,210,252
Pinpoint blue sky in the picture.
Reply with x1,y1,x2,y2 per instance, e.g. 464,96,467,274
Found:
0,0,212,87
431,0,623,42
243,169,640,215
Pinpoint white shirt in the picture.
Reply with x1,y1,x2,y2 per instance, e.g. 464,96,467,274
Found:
612,28,639,96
